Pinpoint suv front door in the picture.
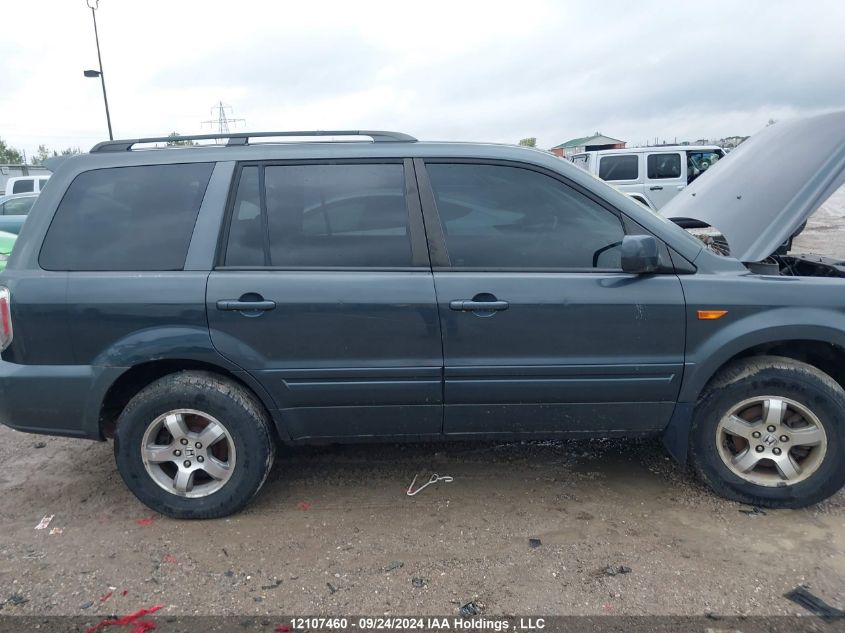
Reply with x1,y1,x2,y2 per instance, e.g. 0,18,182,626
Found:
206,160,443,440
644,151,685,209
416,159,686,437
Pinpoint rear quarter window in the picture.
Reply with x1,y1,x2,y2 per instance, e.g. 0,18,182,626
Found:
39,163,213,271
570,155,590,170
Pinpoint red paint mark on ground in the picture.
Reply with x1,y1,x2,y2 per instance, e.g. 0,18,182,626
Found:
276,625,293,632
85,604,163,633
99,591,113,603
296,501,312,511
162,554,177,564
136,517,155,527
122,590,129,597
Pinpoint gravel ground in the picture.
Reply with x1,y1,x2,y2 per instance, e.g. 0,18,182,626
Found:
0,189,844,619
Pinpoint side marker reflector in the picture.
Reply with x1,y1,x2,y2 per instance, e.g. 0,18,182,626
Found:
697,309,728,320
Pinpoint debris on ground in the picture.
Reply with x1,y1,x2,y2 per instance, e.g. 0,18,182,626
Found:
384,560,404,572
739,506,767,517
100,589,115,602
784,586,845,619
602,565,632,576
80,601,94,610
326,582,337,594
223,570,235,578
528,538,542,549
34,515,54,530
85,604,163,633
458,601,482,618
4,594,28,607
135,517,155,527
33,442,46,449
296,501,312,511
406,473,454,496
261,579,283,590
412,577,427,588
49,527,63,535
162,554,177,564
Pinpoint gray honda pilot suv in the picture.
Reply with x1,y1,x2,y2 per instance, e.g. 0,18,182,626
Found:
1,115,845,519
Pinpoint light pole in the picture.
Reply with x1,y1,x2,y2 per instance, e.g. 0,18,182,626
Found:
83,0,113,140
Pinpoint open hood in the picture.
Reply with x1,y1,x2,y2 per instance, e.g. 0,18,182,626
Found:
661,110,845,262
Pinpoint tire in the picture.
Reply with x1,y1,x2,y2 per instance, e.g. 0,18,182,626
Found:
689,356,845,508
114,371,276,519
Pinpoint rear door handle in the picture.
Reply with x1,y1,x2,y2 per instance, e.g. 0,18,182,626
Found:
649,185,663,191
449,300,509,312
216,300,276,311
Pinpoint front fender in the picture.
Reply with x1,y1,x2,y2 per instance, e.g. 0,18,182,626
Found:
678,307,845,402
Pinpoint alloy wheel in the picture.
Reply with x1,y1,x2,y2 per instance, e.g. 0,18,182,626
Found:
140,409,237,498
716,396,827,487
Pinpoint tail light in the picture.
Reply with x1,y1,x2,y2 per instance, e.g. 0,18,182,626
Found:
0,287,12,352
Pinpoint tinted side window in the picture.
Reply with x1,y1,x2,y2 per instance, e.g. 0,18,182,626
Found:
4,197,35,215
426,163,625,269
647,153,682,179
263,164,411,267
598,155,638,181
12,179,34,194
40,163,213,271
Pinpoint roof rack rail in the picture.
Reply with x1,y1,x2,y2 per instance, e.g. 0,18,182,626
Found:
90,130,417,153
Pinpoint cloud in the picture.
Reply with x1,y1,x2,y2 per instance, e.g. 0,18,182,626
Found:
1,0,844,156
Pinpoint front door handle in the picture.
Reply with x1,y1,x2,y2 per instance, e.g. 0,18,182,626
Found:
216,299,276,312
449,300,509,312
649,185,663,191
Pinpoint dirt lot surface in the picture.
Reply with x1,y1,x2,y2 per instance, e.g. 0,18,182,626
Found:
1,189,844,620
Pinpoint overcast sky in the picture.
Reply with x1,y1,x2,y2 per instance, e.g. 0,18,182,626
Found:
1,0,844,158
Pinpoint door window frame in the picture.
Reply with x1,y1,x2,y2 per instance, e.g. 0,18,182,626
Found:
214,158,430,271
415,157,638,273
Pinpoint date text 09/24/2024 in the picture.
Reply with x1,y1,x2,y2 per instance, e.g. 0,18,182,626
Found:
288,618,546,631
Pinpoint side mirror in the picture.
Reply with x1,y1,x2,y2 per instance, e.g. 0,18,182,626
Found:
621,235,660,274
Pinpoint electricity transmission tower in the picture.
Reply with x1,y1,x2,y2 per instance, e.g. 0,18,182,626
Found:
201,101,245,136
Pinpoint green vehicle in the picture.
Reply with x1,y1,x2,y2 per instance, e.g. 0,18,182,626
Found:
0,231,17,272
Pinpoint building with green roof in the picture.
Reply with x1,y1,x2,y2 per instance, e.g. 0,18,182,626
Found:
550,133,625,157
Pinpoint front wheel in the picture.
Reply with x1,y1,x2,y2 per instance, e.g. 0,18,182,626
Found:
690,356,845,508
114,371,276,519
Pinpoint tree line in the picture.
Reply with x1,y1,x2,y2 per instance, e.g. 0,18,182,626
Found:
0,137,82,165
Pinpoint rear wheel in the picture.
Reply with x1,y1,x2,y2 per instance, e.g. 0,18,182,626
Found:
114,371,275,519
690,356,845,508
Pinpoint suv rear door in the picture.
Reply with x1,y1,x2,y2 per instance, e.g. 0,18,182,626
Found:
644,151,685,209
206,159,443,440
415,159,686,436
